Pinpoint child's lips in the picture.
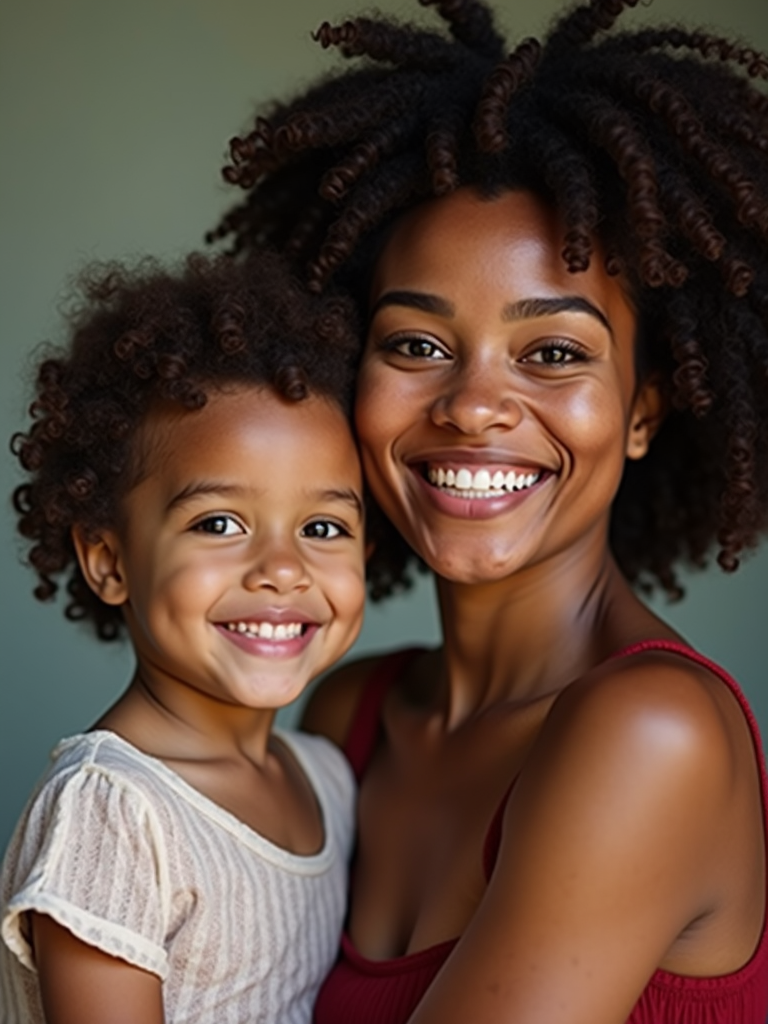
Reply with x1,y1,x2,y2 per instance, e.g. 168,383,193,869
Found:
215,620,320,658
221,619,309,641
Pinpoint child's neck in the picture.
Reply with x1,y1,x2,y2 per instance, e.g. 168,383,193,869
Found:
97,666,277,767
95,668,324,854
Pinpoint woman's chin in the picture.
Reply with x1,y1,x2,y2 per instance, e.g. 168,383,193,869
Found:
414,536,528,586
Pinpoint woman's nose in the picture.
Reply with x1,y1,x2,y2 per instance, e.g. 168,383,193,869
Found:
242,540,310,594
430,362,523,435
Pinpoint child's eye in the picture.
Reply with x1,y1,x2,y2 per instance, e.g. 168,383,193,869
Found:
522,340,586,365
193,515,244,536
301,520,348,540
385,335,450,360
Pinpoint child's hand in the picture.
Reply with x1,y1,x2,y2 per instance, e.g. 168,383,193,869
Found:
32,913,165,1024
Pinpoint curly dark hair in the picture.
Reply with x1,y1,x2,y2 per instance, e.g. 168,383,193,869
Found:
11,251,360,640
208,0,768,600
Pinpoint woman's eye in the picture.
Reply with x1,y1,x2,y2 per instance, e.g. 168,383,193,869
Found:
388,335,449,360
301,520,347,540
524,341,585,365
193,515,244,536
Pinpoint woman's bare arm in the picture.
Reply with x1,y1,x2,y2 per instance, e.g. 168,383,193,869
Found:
407,658,752,1024
32,913,164,1024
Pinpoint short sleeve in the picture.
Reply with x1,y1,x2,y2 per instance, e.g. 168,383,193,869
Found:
1,762,170,979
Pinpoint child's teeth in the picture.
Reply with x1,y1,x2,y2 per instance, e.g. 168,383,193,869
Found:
226,622,304,639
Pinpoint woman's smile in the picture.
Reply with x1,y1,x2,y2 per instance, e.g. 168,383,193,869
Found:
356,187,658,583
413,453,549,520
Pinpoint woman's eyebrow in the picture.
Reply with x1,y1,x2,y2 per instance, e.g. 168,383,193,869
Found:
503,296,613,337
371,290,455,318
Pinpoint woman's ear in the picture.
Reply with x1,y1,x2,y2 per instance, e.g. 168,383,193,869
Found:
71,526,129,606
626,375,665,461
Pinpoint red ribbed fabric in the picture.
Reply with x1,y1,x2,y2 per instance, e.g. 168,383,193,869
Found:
314,641,768,1024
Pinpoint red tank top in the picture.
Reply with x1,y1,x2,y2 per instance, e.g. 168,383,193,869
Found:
314,641,768,1024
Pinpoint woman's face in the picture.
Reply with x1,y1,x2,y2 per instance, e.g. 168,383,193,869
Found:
356,188,659,584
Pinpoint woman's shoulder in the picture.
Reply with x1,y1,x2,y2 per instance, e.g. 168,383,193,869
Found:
487,643,766,982
513,643,758,864
302,647,427,747
542,644,746,787
302,654,385,746
560,642,748,753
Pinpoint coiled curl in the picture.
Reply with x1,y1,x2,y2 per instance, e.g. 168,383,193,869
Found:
211,0,768,599
11,252,359,640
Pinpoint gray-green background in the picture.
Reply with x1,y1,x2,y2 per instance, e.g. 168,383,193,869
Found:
2,0,767,853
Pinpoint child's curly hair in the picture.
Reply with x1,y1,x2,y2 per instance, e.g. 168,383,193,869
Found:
11,251,360,640
209,0,768,600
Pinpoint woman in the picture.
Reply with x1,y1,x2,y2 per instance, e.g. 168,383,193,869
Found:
211,0,768,1020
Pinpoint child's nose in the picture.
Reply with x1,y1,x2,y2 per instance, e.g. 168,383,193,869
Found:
242,541,310,594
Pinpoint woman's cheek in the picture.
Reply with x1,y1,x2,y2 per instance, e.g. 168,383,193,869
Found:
551,381,630,460
354,361,388,443
355,370,400,475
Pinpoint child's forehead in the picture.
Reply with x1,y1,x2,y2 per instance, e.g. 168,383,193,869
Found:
144,383,348,439
129,384,359,493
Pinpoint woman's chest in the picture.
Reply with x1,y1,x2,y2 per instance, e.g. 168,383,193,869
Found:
347,703,548,960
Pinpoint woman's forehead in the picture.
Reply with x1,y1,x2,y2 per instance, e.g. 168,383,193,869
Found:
371,187,633,319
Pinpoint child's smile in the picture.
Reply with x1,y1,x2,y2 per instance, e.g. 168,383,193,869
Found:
96,385,366,713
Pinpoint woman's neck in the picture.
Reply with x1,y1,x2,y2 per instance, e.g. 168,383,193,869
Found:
433,543,664,727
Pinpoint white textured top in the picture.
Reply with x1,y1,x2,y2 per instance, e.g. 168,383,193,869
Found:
0,729,355,1024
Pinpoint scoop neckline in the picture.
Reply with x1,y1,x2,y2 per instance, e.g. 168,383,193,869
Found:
54,728,336,874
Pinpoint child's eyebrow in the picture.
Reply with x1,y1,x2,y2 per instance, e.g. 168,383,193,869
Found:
310,488,364,517
165,482,364,516
166,481,255,512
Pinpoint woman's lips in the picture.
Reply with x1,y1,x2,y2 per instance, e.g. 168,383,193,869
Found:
412,462,549,520
425,464,542,494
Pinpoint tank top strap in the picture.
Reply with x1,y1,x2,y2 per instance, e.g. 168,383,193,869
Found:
344,647,426,782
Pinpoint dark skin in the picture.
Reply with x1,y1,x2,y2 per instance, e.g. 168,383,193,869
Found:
303,188,766,1024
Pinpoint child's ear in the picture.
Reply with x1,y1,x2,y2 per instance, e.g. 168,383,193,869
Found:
626,374,665,461
71,526,129,606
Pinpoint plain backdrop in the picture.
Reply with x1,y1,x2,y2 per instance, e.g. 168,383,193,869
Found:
1,0,767,852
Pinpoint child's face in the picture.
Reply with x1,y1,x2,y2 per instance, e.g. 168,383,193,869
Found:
97,386,366,710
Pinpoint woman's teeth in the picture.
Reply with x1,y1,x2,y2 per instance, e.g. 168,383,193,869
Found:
427,466,541,497
225,621,304,640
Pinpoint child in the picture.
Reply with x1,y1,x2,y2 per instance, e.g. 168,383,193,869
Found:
1,251,365,1023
